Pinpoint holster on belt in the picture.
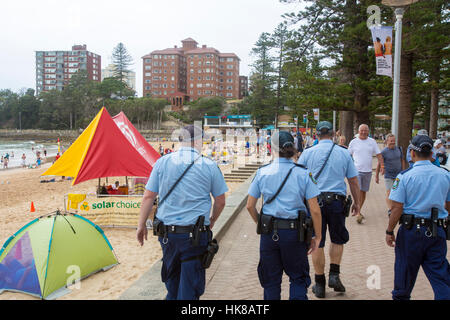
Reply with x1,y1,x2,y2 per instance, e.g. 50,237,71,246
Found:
297,210,310,243
202,237,219,269
400,214,414,230
256,209,274,235
191,215,205,246
152,217,165,236
431,208,438,238
343,195,352,217
445,217,450,241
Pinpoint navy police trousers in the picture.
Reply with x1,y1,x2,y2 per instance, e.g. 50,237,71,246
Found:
258,229,311,300
393,225,450,300
318,199,349,248
159,232,208,300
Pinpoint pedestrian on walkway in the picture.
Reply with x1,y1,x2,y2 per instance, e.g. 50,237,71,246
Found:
376,134,406,215
298,121,361,298
246,130,322,300
406,129,440,167
348,124,384,224
386,134,450,300
136,125,228,300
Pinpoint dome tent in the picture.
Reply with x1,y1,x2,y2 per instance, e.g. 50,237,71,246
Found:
0,211,118,299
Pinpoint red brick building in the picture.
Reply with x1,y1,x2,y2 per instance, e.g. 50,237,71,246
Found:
142,38,242,106
35,45,101,94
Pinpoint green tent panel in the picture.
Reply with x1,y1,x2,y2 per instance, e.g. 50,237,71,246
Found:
0,212,118,299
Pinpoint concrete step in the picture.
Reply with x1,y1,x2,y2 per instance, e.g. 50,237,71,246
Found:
230,170,254,175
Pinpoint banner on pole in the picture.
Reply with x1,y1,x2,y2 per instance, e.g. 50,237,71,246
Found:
313,109,320,121
370,26,393,77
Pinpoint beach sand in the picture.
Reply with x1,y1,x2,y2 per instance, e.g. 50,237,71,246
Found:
0,141,251,300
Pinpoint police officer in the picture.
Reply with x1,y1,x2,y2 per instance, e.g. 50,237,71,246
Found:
136,125,228,300
298,121,361,298
386,134,450,300
246,130,322,300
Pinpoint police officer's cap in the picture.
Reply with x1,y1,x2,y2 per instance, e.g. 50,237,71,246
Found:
272,130,294,149
409,135,433,153
179,125,203,142
316,121,333,135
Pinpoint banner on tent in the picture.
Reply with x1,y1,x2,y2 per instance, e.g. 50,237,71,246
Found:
65,194,153,228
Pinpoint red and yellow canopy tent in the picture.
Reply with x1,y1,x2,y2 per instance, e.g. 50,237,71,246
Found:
42,107,159,186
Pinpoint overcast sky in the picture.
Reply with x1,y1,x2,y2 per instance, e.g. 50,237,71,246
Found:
0,0,304,97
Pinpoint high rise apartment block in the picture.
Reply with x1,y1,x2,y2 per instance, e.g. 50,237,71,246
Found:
35,45,101,95
142,38,242,106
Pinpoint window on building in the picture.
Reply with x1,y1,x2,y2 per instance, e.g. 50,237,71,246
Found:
227,65,233,69
145,72,151,76
227,57,234,62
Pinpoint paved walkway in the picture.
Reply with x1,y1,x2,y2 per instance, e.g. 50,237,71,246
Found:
202,171,450,300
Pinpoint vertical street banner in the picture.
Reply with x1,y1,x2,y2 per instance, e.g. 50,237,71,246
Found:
370,26,393,77
313,108,320,121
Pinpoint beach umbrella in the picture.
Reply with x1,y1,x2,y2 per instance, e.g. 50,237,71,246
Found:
42,107,153,185
0,211,118,299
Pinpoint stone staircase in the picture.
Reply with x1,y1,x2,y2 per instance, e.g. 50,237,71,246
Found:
223,163,264,183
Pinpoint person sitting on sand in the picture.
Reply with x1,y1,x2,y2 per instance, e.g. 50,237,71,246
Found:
112,181,120,190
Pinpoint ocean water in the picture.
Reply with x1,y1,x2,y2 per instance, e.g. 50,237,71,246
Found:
0,140,59,168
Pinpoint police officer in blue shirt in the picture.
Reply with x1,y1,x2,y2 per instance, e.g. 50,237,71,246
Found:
387,134,450,300
246,130,322,300
298,121,361,298
136,125,228,300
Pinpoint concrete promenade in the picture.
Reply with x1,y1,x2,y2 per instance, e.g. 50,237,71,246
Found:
202,170,450,300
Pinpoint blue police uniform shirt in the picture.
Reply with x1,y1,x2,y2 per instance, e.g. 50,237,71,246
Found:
146,146,228,226
389,160,450,219
298,139,359,195
248,158,320,219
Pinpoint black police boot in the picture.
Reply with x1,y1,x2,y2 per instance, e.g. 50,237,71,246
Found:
328,272,346,292
312,274,326,298
312,283,326,298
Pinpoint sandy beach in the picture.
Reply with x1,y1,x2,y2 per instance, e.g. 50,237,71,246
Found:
0,140,252,300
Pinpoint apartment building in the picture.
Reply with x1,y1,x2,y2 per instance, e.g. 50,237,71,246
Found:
142,38,241,105
102,63,136,91
35,45,101,95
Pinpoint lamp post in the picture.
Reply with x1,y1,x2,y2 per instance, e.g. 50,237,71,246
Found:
381,0,419,144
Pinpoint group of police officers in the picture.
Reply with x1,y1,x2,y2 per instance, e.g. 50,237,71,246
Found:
136,123,450,300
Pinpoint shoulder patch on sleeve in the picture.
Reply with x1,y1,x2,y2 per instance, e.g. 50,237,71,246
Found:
392,177,400,190
309,171,317,184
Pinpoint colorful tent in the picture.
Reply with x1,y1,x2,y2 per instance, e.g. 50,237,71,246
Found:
42,107,153,185
112,111,160,167
0,212,118,299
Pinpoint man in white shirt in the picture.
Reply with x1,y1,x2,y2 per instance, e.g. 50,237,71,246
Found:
348,124,384,224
